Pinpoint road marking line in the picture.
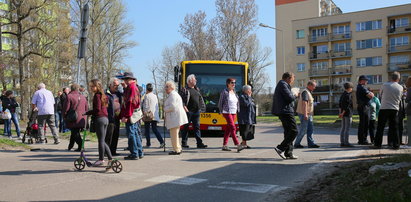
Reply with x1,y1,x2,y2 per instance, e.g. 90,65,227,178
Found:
309,150,363,170
146,175,207,185
105,172,148,180
208,181,289,194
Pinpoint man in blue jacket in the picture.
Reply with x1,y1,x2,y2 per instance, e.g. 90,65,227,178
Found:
272,72,298,160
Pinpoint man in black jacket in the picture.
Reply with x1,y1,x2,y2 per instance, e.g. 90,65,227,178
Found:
272,72,298,160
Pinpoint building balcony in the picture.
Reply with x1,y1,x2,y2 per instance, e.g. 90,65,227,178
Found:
330,49,352,58
331,66,352,75
309,52,330,60
309,68,329,77
330,32,352,41
387,62,411,72
387,44,411,53
308,34,329,43
331,84,345,92
387,25,411,35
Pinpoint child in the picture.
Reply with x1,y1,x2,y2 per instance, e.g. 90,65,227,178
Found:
339,82,354,147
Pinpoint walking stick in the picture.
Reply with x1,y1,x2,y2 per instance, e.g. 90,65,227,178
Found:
163,113,166,152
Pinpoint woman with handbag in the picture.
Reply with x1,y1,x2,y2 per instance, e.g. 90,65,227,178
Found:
218,78,244,152
85,79,112,166
142,83,164,148
238,85,256,149
2,90,21,139
63,84,88,151
164,81,188,155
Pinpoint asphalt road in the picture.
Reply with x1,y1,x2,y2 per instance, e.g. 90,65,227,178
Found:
0,123,408,201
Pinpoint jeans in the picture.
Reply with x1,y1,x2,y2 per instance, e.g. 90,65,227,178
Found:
144,121,164,146
278,114,298,157
357,105,370,144
37,114,59,142
223,113,239,146
375,109,399,148
181,111,203,146
294,114,315,146
5,112,21,137
407,115,411,146
126,121,144,157
55,111,61,129
368,120,376,143
96,117,112,161
68,128,82,150
340,116,352,145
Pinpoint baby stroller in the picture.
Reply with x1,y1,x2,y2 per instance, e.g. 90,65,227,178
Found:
22,110,47,144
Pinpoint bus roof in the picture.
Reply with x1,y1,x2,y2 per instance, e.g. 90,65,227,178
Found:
181,60,248,66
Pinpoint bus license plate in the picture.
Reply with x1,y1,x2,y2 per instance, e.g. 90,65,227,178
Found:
208,126,222,130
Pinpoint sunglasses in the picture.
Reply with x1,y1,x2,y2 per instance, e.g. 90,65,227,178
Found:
230,81,236,84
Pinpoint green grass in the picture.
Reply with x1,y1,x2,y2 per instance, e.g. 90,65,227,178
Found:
59,130,98,142
0,138,31,150
257,115,360,127
293,153,411,202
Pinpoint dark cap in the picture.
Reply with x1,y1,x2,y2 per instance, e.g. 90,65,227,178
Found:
122,72,136,80
358,75,368,81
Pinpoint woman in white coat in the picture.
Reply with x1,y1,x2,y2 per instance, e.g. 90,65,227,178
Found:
164,81,188,155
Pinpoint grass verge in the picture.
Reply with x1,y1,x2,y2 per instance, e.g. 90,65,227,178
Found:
59,130,98,142
292,153,411,202
0,138,31,150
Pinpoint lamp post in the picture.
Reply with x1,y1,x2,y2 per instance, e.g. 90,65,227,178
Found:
259,23,285,74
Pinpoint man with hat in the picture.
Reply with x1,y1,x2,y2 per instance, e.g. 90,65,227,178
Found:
120,72,144,160
356,75,374,145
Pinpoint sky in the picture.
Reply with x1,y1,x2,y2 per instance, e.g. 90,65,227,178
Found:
123,0,411,88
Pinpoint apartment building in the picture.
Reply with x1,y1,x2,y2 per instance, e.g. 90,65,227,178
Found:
276,0,411,112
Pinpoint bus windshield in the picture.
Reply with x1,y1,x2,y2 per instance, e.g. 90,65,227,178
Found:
185,63,245,113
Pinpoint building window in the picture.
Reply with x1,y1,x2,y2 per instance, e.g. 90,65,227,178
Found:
314,45,328,53
390,36,409,47
356,20,382,31
356,38,382,49
390,55,410,64
311,28,328,37
317,79,329,86
297,63,305,72
333,60,351,67
297,79,305,88
366,75,383,84
333,42,350,52
333,25,350,34
312,61,328,70
296,30,305,39
297,46,305,55
356,56,382,67
395,18,409,28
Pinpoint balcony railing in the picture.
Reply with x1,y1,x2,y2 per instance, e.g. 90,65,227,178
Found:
313,85,330,93
387,44,411,53
309,51,330,60
387,62,411,72
308,34,329,43
331,66,352,75
330,49,352,58
387,25,411,35
330,31,352,41
309,68,329,77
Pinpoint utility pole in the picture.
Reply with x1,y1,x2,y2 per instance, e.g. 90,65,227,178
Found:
77,3,89,83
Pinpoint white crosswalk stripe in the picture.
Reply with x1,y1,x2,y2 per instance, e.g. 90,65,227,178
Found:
145,175,208,185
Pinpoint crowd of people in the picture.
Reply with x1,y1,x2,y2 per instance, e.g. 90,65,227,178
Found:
1,70,410,164
272,71,410,160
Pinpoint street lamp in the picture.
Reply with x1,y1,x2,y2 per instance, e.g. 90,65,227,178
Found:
259,23,286,74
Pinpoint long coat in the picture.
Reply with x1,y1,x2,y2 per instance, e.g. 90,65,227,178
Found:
62,91,88,129
164,90,188,129
238,93,256,125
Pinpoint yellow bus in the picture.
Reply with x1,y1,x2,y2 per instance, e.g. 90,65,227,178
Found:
174,60,249,134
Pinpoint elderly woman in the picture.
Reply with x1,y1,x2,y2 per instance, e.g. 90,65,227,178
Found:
218,78,244,152
164,81,188,155
2,90,20,139
63,83,88,151
238,85,256,148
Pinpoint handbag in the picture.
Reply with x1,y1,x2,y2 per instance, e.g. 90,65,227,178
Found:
142,111,154,122
1,109,11,120
65,96,81,123
129,107,143,124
